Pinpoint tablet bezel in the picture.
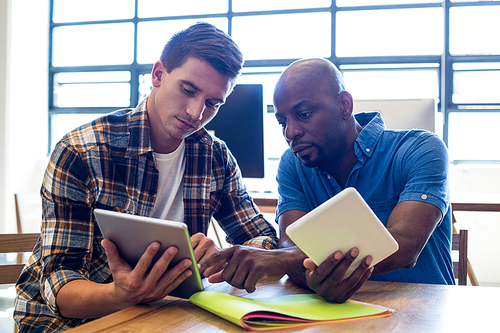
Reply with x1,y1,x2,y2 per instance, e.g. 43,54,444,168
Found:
285,187,399,279
93,209,204,299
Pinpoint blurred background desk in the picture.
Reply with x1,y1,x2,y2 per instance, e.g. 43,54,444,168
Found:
253,197,278,214
254,196,500,215
67,278,499,333
452,202,500,213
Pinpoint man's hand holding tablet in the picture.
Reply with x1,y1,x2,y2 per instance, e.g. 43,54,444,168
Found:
285,188,399,302
101,237,193,306
94,209,205,300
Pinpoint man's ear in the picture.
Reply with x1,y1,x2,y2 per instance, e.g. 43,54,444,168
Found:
339,91,354,120
151,61,166,88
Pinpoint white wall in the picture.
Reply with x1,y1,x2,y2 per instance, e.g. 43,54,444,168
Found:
0,0,49,233
0,0,10,233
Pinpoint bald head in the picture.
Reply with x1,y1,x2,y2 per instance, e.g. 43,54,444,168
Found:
274,58,346,102
272,58,361,180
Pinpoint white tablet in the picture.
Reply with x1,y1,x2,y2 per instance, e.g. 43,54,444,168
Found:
285,187,399,278
93,209,203,299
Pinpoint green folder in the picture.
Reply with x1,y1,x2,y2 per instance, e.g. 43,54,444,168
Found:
189,291,393,331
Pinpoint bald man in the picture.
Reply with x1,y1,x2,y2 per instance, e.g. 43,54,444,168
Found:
199,58,454,302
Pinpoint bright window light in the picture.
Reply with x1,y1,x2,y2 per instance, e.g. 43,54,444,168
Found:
52,23,134,66
137,18,228,64
336,8,443,57
232,12,331,60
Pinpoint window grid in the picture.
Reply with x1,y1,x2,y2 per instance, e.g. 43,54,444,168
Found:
48,0,500,162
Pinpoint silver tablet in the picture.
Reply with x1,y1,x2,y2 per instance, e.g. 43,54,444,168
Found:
93,209,203,299
286,187,399,279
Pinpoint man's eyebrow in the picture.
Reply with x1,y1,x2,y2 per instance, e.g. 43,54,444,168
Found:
275,100,312,118
180,80,200,92
292,100,312,111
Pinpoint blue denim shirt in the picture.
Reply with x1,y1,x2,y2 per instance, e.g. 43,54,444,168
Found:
277,112,454,285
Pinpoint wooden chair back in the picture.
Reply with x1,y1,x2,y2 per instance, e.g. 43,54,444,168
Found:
14,193,42,234
14,193,42,264
451,209,480,286
0,233,39,284
452,229,468,286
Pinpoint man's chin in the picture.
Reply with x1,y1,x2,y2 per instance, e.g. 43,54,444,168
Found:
170,128,197,140
297,155,319,169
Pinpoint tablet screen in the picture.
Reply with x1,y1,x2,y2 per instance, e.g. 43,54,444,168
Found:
94,209,204,298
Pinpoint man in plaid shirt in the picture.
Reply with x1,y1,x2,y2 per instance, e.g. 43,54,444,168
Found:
14,22,278,332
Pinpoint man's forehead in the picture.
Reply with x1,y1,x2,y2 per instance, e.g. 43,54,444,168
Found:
175,57,233,98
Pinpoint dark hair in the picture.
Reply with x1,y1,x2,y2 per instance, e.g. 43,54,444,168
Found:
160,22,244,81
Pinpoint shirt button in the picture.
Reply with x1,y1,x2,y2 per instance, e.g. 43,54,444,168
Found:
421,194,428,200
366,148,370,153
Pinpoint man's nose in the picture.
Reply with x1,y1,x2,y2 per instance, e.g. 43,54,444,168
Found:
284,120,303,142
186,99,206,120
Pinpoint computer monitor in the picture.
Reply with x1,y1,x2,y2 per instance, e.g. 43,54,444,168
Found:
205,84,265,178
353,99,437,133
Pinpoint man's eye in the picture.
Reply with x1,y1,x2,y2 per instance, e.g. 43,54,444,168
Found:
206,101,219,109
182,87,196,95
298,111,312,120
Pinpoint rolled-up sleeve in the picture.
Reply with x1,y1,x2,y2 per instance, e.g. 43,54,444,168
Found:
397,132,450,218
39,143,102,314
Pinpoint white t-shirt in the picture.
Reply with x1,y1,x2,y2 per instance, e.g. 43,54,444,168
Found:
151,140,186,222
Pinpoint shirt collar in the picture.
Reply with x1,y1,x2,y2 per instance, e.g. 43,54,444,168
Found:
354,111,385,158
190,127,214,146
124,97,154,157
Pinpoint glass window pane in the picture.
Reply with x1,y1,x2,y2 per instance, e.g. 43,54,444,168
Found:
54,71,131,107
453,68,500,104
137,18,228,64
52,0,135,23
336,8,443,57
56,71,131,83
448,112,500,161
51,113,108,150
451,0,500,2
337,0,441,5
450,6,500,55
233,0,331,12
55,83,130,107
139,73,152,102
232,13,331,60
138,0,228,17
52,23,134,66
453,62,500,71
342,68,439,100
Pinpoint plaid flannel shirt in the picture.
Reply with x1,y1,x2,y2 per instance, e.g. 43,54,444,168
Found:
14,98,278,332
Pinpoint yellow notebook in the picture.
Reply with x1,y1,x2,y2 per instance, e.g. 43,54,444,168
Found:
189,291,392,331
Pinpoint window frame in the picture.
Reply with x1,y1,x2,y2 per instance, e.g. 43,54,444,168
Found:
48,0,500,163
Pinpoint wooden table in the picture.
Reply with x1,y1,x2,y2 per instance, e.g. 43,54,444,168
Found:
68,278,499,332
